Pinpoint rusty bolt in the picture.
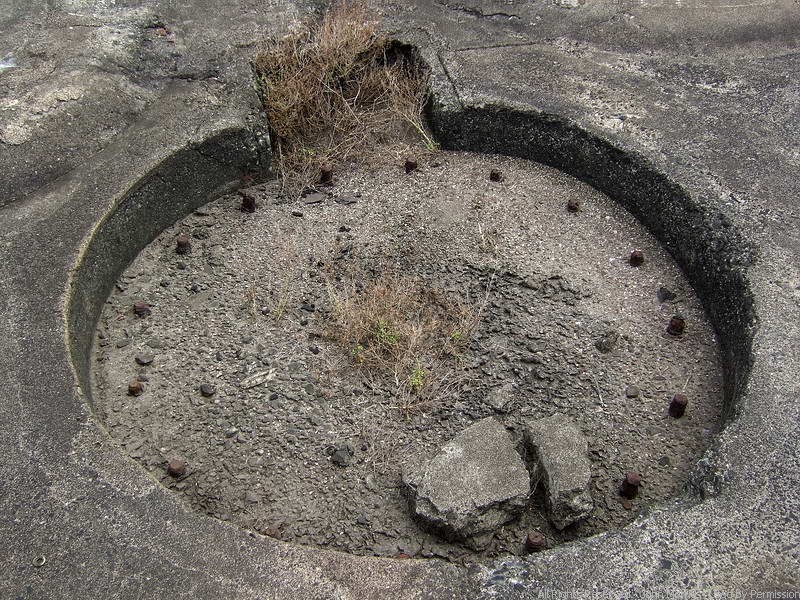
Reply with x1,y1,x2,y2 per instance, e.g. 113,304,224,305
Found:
567,198,580,213
629,250,645,267
199,383,216,397
669,393,688,418
524,531,547,553
133,301,151,317
128,380,144,396
620,471,641,499
320,164,333,186
176,233,191,255
667,315,686,336
166,458,187,478
394,552,412,559
404,157,418,174
489,169,504,182
239,190,257,213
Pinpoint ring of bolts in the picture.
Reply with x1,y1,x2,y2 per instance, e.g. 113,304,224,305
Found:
122,159,696,556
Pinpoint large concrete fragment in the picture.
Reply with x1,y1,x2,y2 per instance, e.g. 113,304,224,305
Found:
404,418,530,546
524,413,593,530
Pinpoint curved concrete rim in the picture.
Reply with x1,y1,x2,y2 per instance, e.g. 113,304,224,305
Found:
66,77,757,592
2,3,798,597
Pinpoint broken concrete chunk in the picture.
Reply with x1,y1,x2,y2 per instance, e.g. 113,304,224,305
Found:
524,413,593,530
403,417,530,547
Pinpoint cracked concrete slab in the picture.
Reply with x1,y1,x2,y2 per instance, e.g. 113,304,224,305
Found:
1,0,798,598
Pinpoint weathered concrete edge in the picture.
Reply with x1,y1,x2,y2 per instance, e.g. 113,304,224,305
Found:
66,125,270,407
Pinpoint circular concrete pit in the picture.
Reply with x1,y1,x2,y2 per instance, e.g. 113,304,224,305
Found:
66,93,760,595
5,4,797,595
90,149,725,560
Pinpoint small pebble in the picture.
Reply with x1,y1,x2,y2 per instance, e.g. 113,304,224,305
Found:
625,385,640,398
291,210,304,217
135,354,154,366
200,384,216,397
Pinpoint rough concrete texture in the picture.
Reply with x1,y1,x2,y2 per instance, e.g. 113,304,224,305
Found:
524,414,593,530
1,0,798,598
404,418,530,546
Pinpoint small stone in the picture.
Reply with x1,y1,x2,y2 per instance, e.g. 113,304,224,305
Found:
524,413,593,530
135,353,154,366
567,198,580,213
200,384,216,397
133,301,151,317
291,210,304,217
331,443,354,467
405,157,418,174
595,330,619,353
115,338,131,348
245,491,259,504
338,225,351,232
657,287,676,303
303,192,326,205
356,514,369,525
625,385,640,398
167,458,187,478
309,346,320,355
489,169,503,182
225,427,239,438
176,261,187,270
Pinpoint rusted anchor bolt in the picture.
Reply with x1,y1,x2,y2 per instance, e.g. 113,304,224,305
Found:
128,380,144,396
404,157,418,174
489,169,503,182
175,233,191,255
524,531,547,553
629,250,645,267
239,190,257,213
567,198,580,213
167,458,187,478
667,315,686,336
320,164,333,186
669,393,688,418
133,301,151,317
620,471,641,499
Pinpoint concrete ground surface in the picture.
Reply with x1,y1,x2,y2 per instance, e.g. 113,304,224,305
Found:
0,0,797,598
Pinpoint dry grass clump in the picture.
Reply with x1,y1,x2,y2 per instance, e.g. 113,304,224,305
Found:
252,1,435,193
327,271,481,415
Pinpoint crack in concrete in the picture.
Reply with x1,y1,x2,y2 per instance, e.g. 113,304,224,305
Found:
436,50,464,108
437,1,520,20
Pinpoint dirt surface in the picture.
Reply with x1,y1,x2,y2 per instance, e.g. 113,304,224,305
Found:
92,151,723,561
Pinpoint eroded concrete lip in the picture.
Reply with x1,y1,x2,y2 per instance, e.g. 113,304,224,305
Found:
65,73,756,591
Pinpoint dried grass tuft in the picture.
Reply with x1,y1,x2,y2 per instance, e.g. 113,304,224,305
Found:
252,1,435,194
327,271,482,416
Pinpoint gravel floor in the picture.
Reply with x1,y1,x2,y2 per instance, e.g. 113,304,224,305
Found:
92,150,723,562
